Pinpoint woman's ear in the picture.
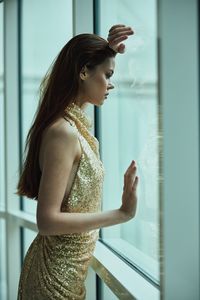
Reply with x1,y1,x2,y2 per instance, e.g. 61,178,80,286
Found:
80,66,89,81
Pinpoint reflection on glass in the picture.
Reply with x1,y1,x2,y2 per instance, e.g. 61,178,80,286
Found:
0,2,5,210
99,0,160,283
21,0,73,214
0,220,7,299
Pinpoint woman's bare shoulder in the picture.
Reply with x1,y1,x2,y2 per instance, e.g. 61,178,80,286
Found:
39,117,80,171
45,117,77,140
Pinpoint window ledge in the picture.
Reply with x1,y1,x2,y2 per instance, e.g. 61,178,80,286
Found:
91,240,160,300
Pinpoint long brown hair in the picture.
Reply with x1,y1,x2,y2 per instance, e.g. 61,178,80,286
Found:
16,33,116,200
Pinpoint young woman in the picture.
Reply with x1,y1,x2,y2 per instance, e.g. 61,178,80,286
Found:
16,24,139,299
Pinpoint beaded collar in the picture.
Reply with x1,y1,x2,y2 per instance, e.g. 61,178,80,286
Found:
64,102,92,131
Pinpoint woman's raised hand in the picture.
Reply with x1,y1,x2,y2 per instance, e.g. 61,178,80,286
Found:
107,24,134,54
119,160,139,220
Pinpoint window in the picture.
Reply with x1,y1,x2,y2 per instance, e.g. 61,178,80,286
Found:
98,0,160,283
20,0,73,214
0,6,7,297
22,228,37,259
0,1,5,211
0,220,7,300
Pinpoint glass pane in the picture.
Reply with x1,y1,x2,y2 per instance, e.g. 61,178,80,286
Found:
20,0,73,213
23,228,37,259
98,0,159,283
0,2,5,210
100,280,118,300
0,219,7,299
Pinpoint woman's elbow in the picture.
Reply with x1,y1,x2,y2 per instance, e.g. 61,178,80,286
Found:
37,214,52,236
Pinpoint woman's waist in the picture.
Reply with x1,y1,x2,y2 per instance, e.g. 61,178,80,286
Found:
37,228,99,242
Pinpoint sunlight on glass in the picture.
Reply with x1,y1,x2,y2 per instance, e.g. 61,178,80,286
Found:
99,0,160,283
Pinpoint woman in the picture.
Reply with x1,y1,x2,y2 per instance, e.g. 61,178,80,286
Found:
16,24,139,299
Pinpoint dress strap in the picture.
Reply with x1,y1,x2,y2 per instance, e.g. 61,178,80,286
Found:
63,116,75,127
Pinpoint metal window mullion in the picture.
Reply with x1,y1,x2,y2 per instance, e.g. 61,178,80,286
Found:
72,0,95,137
72,1,97,299
4,0,21,299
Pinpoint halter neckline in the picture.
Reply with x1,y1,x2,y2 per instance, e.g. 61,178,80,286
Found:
64,102,92,130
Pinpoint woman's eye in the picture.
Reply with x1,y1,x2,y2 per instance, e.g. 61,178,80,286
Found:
106,74,111,79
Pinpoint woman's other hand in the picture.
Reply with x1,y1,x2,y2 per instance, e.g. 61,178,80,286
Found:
119,160,139,220
107,24,134,54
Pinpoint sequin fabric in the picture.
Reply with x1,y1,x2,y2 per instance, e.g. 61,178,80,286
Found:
17,102,105,300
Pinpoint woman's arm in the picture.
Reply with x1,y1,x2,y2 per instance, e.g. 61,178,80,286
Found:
39,209,128,236
37,119,138,236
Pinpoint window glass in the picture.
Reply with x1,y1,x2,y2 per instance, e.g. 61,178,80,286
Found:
23,228,37,259
0,219,7,299
100,280,118,300
98,0,160,282
21,0,73,213
0,2,5,210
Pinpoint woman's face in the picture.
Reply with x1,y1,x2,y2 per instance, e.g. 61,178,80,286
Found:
77,57,115,107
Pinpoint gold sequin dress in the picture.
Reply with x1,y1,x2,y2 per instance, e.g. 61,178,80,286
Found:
17,103,105,300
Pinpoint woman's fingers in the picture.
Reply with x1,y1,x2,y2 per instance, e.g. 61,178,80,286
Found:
121,160,139,219
108,31,133,44
124,161,137,192
108,24,126,33
108,27,134,39
123,161,133,191
109,35,128,47
132,175,139,191
107,24,135,53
